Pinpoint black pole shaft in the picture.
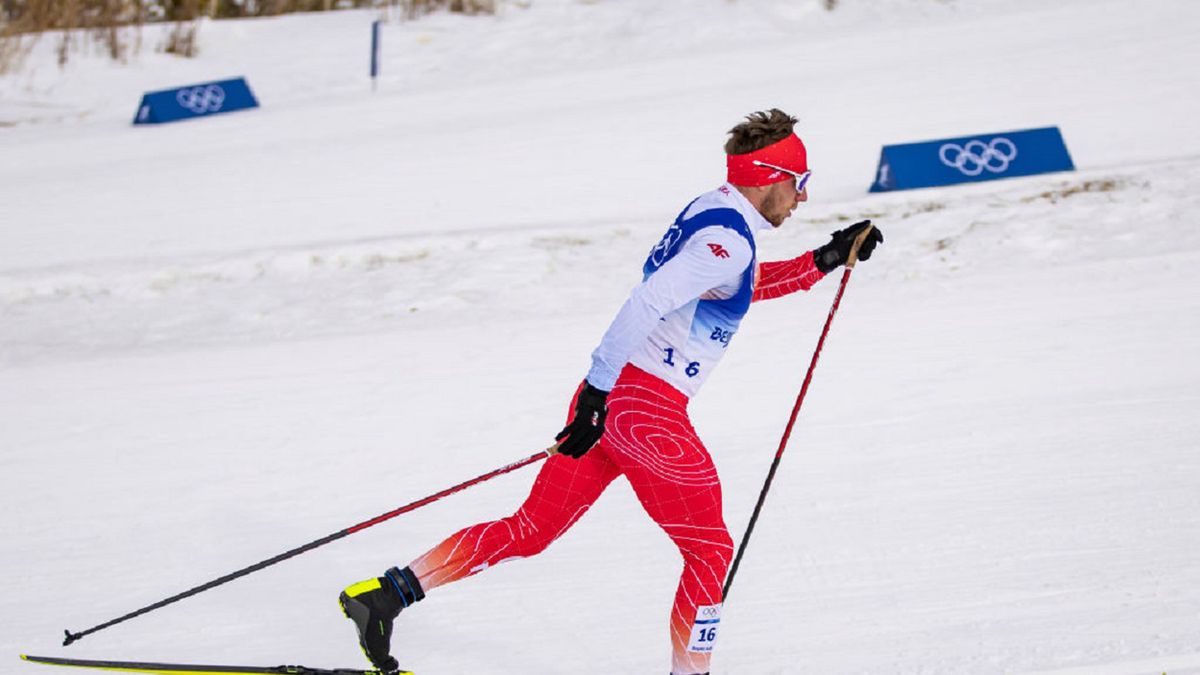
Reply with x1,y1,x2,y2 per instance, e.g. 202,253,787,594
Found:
722,453,785,600
723,261,859,601
64,449,550,645
64,529,345,646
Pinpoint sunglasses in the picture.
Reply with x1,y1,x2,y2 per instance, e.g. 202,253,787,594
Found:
752,160,811,193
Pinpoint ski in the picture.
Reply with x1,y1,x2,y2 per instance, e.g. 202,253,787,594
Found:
20,654,413,675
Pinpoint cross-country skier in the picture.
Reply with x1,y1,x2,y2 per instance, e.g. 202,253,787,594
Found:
339,108,883,675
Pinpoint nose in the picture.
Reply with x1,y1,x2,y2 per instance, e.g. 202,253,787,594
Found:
796,188,808,203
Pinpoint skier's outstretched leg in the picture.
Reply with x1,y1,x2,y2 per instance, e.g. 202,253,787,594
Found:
408,448,620,590
340,408,620,672
602,366,734,675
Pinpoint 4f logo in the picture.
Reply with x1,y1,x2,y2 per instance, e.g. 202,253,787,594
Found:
707,243,729,259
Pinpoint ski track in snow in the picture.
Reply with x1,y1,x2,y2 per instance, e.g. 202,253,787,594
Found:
3,1,1200,673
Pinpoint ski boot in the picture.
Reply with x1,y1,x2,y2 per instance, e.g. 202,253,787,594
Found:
339,566,424,674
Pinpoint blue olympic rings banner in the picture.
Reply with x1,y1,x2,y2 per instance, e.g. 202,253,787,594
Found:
869,126,1074,192
133,77,258,125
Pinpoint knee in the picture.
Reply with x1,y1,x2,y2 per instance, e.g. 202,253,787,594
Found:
707,530,735,571
715,529,734,567
673,524,734,570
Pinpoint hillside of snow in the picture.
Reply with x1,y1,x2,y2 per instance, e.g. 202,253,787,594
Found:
3,1,1200,673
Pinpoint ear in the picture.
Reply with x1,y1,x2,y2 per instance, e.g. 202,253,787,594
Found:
731,183,771,208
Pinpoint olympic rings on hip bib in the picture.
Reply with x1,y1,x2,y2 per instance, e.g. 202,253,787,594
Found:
175,84,227,114
938,138,1017,176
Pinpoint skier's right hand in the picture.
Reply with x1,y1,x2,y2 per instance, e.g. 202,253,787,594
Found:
555,381,609,459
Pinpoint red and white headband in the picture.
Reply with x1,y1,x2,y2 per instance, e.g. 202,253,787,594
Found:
726,133,808,187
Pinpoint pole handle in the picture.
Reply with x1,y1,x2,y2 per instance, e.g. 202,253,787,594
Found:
845,221,876,269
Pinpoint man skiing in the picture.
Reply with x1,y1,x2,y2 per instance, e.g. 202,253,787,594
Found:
339,108,882,675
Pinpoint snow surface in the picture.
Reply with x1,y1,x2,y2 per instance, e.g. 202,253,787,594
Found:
3,0,1200,673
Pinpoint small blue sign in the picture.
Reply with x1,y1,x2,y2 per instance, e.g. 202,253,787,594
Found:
371,20,381,81
869,126,1074,192
133,77,259,125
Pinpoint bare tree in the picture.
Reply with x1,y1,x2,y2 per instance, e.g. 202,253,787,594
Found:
1,0,499,71
161,0,198,55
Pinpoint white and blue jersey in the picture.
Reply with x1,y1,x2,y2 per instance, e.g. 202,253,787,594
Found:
587,184,774,398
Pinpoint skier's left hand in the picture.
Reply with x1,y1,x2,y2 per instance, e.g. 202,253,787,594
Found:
813,220,883,272
555,381,609,459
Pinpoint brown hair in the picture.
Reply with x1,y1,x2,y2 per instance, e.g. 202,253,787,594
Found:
724,109,799,155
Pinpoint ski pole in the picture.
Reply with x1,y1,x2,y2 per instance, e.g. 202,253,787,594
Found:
723,224,875,601
63,445,556,646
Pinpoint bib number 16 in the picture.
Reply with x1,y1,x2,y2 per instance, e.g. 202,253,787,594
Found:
663,348,700,377
687,604,722,653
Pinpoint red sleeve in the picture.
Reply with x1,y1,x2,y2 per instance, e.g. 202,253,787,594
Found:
752,250,826,302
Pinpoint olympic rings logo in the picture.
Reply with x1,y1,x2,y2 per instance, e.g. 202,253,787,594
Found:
176,85,226,114
939,138,1017,176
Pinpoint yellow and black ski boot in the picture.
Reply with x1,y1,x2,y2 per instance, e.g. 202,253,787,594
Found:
339,566,424,674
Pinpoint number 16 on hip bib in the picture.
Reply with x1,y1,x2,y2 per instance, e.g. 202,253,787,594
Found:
688,604,722,652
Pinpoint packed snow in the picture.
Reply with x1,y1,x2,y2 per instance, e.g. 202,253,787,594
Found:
3,0,1200,673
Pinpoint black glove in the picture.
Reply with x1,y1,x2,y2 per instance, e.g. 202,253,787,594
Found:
555,381,609,459
813,220,883,273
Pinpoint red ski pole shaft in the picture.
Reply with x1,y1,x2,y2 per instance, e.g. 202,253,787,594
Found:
63,445,556,646
723,225,875,600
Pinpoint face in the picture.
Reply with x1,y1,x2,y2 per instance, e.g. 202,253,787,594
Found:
759,176,808,227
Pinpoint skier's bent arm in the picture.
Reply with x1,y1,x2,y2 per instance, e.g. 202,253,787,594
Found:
752,250,826,302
